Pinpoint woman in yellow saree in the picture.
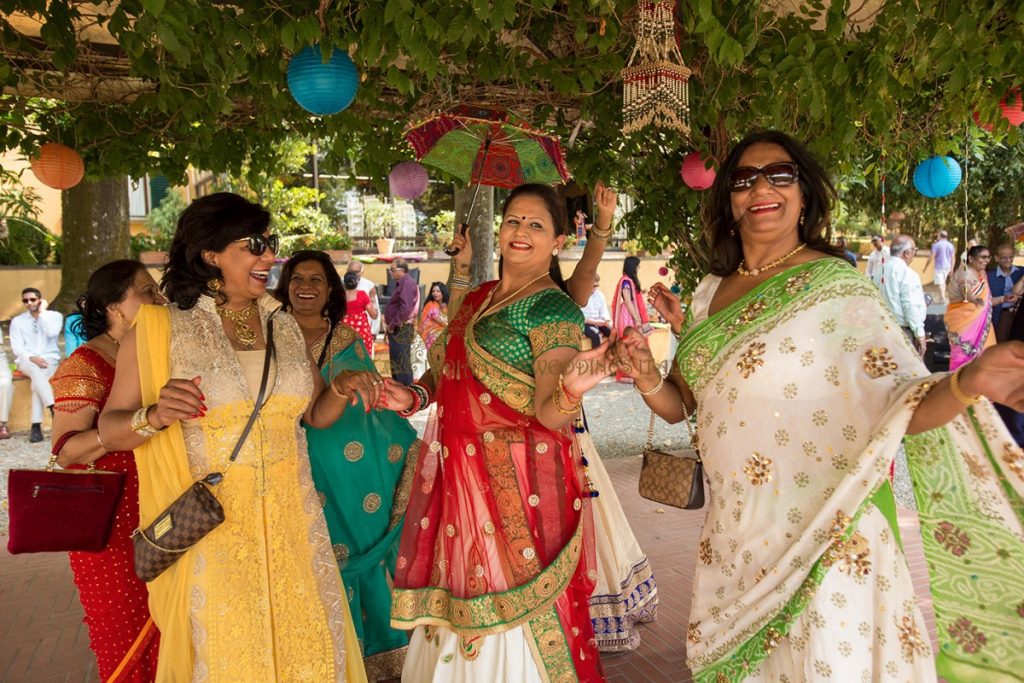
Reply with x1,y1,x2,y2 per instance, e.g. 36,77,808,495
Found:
624,131,1024,682
100,193,369,682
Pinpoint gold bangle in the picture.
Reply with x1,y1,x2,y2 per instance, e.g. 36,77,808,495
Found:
131,406,160,438
329,380,350,401
589,225,613,240
949,367,981,405
94,428,107,451
636,374,665,396
551,384,581,415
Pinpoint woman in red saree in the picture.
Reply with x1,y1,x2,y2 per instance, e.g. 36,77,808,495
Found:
50,260,164,682
382,184,612,682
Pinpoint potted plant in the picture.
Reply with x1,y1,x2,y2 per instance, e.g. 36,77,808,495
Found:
314,231,353,263
364,202,398,256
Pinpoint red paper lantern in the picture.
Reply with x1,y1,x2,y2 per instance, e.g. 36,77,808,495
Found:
972,110,994,132
30,143,84,190
680,151,716,191
999,91,1024,127
389,161,429,199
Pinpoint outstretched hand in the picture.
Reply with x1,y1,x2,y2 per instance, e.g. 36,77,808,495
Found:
376,378,415,412
592,181,617,231
612,327,661,385
647,283,684,334
962,341,1024,410
561,338,616,397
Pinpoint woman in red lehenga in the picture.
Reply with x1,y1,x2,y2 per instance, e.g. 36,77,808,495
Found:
382,184,612,682
50,260,164,682
344,270,379,355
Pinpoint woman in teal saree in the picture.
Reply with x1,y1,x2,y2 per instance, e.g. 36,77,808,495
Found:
276,251,420,681
625,131,1024,682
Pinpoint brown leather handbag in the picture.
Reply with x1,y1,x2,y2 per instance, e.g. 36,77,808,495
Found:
132,318,275,582
638,398,705,510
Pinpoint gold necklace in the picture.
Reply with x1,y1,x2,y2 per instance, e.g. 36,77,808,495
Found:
104,332,121,347
217,300,258,349
737,243,807,277
484,272,551,316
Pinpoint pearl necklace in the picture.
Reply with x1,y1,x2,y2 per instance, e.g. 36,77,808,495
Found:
736,243,807,277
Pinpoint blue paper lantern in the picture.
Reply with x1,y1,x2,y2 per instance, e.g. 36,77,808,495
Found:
913,156,962,198
287,45,359,116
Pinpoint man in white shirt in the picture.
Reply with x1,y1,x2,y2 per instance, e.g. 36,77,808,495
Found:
9,288,63,442
0,326,13,439
347,259,381,342
870,235,927,356
865,234,890,279
580,274,612,349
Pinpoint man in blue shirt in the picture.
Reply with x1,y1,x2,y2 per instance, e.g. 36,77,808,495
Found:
988,243,1023,341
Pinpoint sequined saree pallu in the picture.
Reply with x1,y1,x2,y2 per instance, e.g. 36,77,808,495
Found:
391,283,604,683
305,324,420,681
675,259,1024,682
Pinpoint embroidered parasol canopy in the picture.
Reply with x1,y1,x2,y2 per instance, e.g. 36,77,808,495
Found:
404,105,570,189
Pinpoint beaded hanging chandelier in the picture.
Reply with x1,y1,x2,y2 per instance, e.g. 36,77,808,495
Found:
621,1,691,136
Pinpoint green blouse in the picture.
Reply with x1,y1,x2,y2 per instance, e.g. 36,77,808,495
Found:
468,288,584,414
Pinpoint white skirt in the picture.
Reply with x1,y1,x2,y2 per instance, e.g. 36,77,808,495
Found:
579,428,659,652
401,625,544,683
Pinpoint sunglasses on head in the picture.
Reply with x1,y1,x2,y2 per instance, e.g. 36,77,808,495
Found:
234,234,279,255
728,162,800,192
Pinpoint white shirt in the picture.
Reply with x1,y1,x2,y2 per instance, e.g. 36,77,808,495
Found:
10,310,63,364
865,246,890,279
580,290,611,325
871,256,926,338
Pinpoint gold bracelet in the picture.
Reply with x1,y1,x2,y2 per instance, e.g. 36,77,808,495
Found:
589,224,613,240
635,374,665,396
949,367,981,405
94,427,107,451
131,406,160,438
329,380,350,401
551,383,581,415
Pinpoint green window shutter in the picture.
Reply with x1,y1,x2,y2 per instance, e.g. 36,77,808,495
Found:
149,175,170,210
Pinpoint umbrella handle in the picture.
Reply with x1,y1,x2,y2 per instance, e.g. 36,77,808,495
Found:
443,222,470,257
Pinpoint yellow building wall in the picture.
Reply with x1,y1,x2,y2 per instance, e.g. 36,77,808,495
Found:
1,148,64,234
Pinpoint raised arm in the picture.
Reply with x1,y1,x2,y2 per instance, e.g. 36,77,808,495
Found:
565,181,617,306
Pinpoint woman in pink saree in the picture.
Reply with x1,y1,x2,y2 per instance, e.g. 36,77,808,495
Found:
944,245,996,370
612,256,649,382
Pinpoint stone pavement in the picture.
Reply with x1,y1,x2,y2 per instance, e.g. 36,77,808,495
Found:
0,455,938,682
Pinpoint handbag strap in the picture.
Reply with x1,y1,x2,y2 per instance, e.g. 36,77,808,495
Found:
315,319,336,368
644,374,698,454
226,315,276,467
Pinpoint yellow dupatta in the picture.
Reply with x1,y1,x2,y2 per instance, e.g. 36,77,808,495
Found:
133,305,196,682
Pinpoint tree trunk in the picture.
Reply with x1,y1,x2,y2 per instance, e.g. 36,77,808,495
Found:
454,183,495,287
54,177,131,312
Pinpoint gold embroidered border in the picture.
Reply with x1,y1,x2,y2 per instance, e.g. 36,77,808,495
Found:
465,287,540,415
523,607,579,683
390,522,583,636
482,435,543,584
363,645,407,682
389,438,423,530
528,320,582,358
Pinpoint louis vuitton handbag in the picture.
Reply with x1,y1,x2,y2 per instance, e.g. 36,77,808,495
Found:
132,318,275,582
637,398,705,510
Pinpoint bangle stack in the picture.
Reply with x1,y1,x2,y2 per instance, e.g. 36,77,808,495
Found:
131,406,161,438
636,374,665,397
552,374,582,415
399,382,432,418
589,223,613,240
949,367,981,406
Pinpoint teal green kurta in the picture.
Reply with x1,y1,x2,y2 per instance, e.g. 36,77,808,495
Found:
304,324,420,680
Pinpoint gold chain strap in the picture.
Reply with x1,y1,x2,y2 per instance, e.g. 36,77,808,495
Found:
644,372,698,453
132,528,191,554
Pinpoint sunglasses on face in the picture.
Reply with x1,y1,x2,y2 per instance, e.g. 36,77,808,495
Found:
22,297,38,304
728,162,800,192
234,234,279,256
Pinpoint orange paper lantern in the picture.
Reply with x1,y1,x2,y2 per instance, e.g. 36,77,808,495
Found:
30,143,85,190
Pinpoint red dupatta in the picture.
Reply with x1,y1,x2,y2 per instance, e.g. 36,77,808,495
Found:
391,282,603,682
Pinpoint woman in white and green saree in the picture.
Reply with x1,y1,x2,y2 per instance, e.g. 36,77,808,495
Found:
620,131,1024,682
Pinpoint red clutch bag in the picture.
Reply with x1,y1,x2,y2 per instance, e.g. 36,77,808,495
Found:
6,431,125,554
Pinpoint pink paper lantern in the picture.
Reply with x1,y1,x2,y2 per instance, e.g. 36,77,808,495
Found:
680,151,716,191
30,143,84,190
1000,91,1024,127
389,161,429,199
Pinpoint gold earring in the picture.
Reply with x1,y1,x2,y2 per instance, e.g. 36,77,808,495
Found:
798,209,806,228
730,228,736,237
207,277,222,294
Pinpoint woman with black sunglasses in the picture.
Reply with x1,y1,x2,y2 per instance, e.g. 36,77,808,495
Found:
619,131,1024,681
99,193,369,681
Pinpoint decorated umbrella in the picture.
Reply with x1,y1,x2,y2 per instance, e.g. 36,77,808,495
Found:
405,105,571,254
1006,221,1024,243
